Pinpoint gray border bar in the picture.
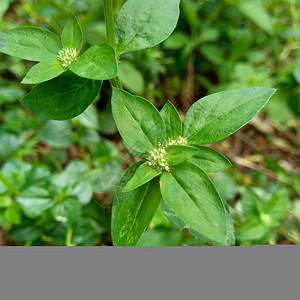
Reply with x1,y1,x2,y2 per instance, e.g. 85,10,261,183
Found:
0,246,299,300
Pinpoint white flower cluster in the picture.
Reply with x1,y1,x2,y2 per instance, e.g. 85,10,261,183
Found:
166,136,188,146
147,136,188,171
57,47,79,68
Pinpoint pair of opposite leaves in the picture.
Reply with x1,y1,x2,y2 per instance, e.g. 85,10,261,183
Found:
0,0,182,120
0,0,182,86
0,16,118,84
110,87,276,246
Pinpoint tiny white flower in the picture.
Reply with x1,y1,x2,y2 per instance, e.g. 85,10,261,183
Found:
57,47,79,68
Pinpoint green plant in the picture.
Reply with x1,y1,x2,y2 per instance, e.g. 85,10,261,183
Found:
111,87,275,246
235,187,289,245
0,0,277,246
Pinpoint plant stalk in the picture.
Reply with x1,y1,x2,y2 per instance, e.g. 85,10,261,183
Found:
103,0,116,48
65,226,75,246
103,0,123,89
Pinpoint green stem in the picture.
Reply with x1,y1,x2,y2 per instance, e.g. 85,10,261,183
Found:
0,173,20,196
65,226,75,246
103,0,123,89
110,76,123,89
103,0,116,48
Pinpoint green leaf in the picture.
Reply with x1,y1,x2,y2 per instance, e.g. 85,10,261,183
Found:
0,86,26,104
71,180,93,206
183,88,276,145
264,188,289,223
61,16,83,50
241,188,261,218
137,227,182,246
265,92,292,130
163,31,190,50
0,27,61,61
75,104,100,130
237,0,273,35
91,159,123,193
9,225,41,243
5,202,21,224
71,218,103,246
236,217,268,241
52,159,89,189
199,44,225,66
16,186,54,218
118,60,145,94
294,64,300,85
0,0,10,20
69,43,118,80
0,194,11,208
21,58,66,84
160,101,182,138
160,198,188,230
51,197,82,226
123,161,161,192
166,145,198,166
181,0,199,29
111,88,165,158
36,120,74,149
187,146,232,172
115,0,180,56
160,162,228,245
212,172,238,200
161,198,235,246
0,127,25,161
111,162,162,246
21,71,102,120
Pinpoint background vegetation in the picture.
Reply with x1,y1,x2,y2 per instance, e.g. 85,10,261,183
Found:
0,0,300,246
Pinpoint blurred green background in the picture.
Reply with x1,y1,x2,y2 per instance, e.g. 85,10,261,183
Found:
0,0,300,246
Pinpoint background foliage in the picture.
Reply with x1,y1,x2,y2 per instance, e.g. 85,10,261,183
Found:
0,0,300,246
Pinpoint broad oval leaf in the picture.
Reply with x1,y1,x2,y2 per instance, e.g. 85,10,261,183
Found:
160,198,235,246
183,87,276,145
118,60,145,94
187,146,232,172
61,16,83,50
5,202,21,224
16,186,54,219
36,120,74,149
21,71,102,120
264,187,289,223
123,161,161,192
237,0,273,35
51,197,82,226
160,101,182,138
9,225,41,243
241,188,261,219
21,58,66,84
115,0,180,56
160,162,228,245
0,128,25,161
166,145,198,166
111,88,165,158
111,161,162,246
236,216,268,241
0,27,61,61
160,199,186,230
69,43,118,80
0,1,10,20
